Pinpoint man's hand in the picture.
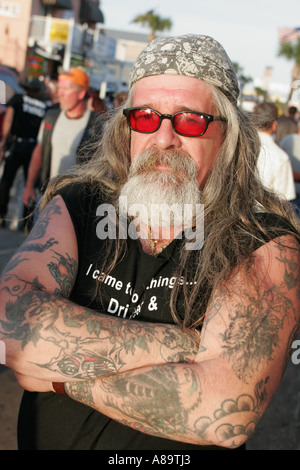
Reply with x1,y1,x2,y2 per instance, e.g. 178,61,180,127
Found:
23,186,36,207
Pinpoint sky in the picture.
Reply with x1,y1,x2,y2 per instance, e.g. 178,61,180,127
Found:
100,0,300,98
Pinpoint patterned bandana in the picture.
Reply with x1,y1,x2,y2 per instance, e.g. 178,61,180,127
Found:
130,34,239,103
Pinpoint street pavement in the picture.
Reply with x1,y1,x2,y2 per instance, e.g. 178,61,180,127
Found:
0,180,299,449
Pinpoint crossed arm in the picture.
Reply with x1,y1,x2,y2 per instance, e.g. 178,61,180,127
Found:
0,196,299,448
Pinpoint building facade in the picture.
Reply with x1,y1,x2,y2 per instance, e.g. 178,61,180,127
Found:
0,0,147,92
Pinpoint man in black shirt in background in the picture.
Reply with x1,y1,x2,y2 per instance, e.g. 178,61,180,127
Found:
0,78,47,227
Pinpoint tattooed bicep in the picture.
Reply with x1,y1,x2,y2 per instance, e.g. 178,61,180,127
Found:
47,250,78,297
28,196,63,241
1,195,78,298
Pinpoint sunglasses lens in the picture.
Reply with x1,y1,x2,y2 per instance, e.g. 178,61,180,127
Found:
173,113,208,136
126,109,213,136
128,109,160,132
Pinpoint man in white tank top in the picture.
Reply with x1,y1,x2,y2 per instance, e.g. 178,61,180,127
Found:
23,68,93,206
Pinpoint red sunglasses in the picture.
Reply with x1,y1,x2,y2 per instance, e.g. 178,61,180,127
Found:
123,107,226,137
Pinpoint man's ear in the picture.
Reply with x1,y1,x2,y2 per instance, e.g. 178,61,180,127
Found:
271,120,277,133
79,88,88,101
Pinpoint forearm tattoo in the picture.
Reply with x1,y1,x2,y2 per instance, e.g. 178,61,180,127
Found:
65,367,270,448
0,282,198,379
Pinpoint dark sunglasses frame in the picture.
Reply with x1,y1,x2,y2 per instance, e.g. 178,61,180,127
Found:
123,107,227,137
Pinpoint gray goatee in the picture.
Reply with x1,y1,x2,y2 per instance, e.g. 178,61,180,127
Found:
119,149,201,235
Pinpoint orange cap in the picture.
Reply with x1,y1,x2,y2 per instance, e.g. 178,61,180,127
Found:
58,67,90,89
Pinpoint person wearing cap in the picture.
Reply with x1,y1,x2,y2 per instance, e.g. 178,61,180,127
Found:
0,77,47,228
22,67,99,212
1,35,299,451
253,102,296,202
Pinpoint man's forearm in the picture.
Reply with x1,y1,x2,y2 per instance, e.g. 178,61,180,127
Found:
63,361,267,448
1,106,14,145
25,143,42,190
0,284,199,381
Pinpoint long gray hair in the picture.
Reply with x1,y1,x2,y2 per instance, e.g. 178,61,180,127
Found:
42,84,300,329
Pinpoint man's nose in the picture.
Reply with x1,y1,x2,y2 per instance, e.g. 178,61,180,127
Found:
149,118,181,150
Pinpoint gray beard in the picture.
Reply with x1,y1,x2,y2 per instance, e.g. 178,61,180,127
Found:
119,149,201,232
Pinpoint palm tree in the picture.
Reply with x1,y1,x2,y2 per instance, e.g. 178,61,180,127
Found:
232,62,253,105
132,9,172,42
233,62,252,90
278,38,300,102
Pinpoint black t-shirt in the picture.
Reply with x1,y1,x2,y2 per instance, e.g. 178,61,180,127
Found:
65,184,187,324
17,183,296,450
7,93,47,139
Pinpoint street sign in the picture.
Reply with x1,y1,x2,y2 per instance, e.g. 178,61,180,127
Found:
49,19,70,44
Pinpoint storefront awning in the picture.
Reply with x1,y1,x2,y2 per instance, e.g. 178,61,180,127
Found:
80,0,104,24
42,0,72,9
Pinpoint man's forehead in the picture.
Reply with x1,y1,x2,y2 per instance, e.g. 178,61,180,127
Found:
132,75,214,104
131,80,218,119
58,77,78,88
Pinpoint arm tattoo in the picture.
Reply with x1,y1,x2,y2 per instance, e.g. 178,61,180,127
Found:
220,302,279,382
1,285,198,378
66,365,202,439
27,197,62,241
47,250,77,297
220,240,300,382
1,198,61,276
65,368,269,448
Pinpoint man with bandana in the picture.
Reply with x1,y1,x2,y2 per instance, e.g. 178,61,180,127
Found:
0,35,299,451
